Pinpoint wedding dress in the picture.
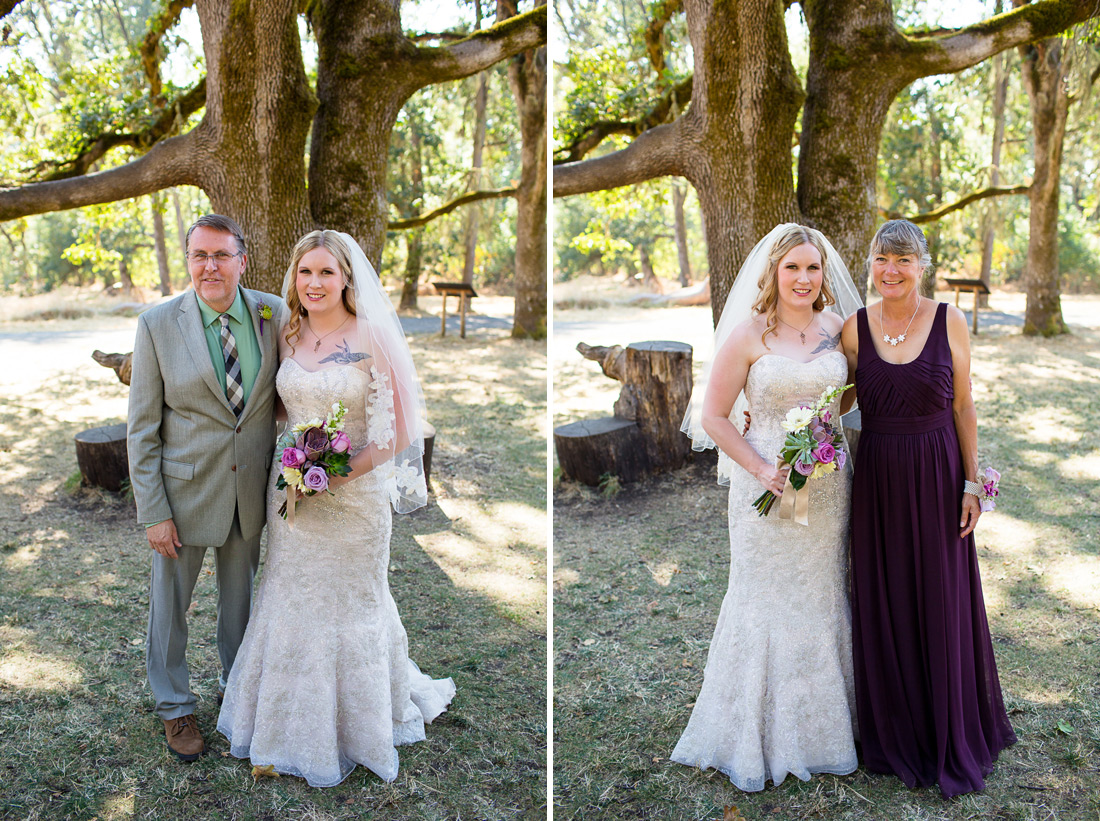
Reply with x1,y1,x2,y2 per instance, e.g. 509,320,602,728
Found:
671,352,857,791
217,359,455,787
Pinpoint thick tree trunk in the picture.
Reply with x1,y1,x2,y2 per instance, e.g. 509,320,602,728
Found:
151,192,172,296
1018,28,1069,336
979,41,1009,309
681,0,803,328
193,0,315,293
672,179,692,286
503,0,547,340
309,1,544,264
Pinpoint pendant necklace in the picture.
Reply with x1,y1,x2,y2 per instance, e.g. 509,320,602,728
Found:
777,313,815,345
880,298,920,347
307,314,350,352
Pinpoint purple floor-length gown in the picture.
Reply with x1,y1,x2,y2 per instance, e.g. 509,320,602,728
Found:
850,302,1016,798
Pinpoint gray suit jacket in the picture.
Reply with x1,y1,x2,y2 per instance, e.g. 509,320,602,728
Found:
127,287,288,546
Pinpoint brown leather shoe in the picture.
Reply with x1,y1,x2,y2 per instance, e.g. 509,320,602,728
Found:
163,715,204,761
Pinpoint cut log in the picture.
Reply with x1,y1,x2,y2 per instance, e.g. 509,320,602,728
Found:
614,341,693,472
554,417,650,486
556,340,694,486
92,350,133,385
74,423,129,492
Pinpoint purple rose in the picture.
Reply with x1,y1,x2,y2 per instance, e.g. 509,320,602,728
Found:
281,447,306,469
794,458,814,476
303,465,329,492
299,427,328,461
330,431,351,454
812,442,836,464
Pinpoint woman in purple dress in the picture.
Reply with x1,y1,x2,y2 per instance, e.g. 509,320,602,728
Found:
839,220,1016,798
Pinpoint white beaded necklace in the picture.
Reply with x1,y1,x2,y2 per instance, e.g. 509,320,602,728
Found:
880,298,920,347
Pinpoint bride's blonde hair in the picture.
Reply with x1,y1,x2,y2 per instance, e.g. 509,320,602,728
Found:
751,224,835,347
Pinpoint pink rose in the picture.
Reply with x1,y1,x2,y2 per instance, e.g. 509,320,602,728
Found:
281,447,306,469
812,442,836,464
330,431,351,454
303,465,329,492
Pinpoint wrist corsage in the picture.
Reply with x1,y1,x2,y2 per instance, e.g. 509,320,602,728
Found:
963,467,1000,511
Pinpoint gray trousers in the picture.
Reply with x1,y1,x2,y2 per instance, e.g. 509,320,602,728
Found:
146,510,261,719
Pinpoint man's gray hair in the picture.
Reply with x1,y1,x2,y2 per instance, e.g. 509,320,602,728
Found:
185,214,248,256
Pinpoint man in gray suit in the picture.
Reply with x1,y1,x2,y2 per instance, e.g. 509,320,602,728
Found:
127,214,288,761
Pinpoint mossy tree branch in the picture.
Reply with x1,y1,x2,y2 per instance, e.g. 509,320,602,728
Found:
387,187,516,230
644,0,683,74
898,0,1100,81
139,0,196,103
554,75,692,164
409,5,545,86
880,184,1031,224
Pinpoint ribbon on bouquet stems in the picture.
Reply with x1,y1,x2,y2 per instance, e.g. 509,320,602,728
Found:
776,460,810,526
286,488,296,528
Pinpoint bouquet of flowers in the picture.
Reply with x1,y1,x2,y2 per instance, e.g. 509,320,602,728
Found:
977,466,1000,511
752,383,853,521
276,401,353,519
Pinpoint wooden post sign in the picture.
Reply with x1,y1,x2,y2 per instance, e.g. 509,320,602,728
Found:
554,340,693,486
432,282,478,338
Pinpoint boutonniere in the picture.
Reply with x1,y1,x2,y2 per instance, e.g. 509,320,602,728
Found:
257,301,273,336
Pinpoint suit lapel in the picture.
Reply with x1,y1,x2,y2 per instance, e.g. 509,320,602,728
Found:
239,288,277,424
178,289,234,415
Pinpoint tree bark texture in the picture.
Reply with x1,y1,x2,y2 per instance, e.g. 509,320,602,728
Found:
502,0,547,339
74,423,129,492
1017,25,1069,336
554,0,1100,322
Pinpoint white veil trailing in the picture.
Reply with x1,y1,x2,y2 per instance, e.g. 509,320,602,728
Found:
282,230,428,514
680,223,864,486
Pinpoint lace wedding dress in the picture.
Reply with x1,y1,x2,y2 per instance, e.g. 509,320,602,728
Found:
218,359,455,787
671,352,857,791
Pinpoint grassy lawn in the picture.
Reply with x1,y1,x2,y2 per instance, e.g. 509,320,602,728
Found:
553,314,1100,821
0,305,547,821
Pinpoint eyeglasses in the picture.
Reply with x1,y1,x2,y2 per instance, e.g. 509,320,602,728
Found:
187,251,242,266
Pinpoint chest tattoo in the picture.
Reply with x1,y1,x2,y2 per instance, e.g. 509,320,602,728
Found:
319,339,372,365
811,330,841,354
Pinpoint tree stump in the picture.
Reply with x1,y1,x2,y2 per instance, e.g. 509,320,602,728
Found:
555,340,693,486
74,423,129,492
92,350,132,385
554,417,651,486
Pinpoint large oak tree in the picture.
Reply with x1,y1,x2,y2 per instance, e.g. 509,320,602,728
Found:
0,0,546,307
554,0,1100,329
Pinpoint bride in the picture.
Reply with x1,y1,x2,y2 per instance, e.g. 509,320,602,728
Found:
217,230,455,787
672,224,862,790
